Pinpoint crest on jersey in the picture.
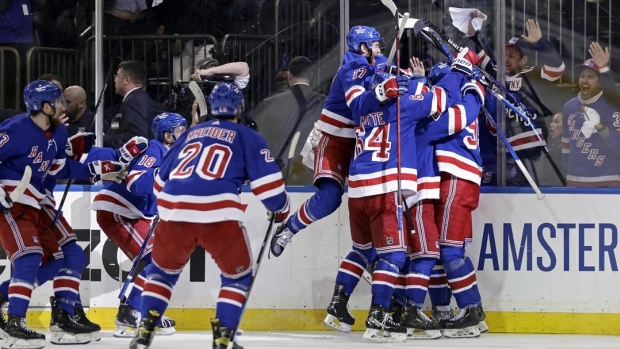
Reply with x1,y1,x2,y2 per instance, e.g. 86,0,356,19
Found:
386,237,393,245
236,266,245,273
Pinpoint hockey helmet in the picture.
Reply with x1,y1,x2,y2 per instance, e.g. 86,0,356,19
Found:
346,25,381,54
209,82,244,118
23,80,65,112
151,112,187,142
428,60,451,86
370,72,393,90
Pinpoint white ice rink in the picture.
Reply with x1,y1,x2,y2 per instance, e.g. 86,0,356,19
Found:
35,331,620,349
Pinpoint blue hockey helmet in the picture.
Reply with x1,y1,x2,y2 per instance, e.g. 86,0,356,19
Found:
346,25,381,54
428,60,451,86
23,80,64,112
151,112,187,142
209,82,244,118
370,72,393,89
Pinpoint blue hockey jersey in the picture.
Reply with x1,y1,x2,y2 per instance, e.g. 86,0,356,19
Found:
92,140,165,218
155,119,289,223
0,114,90,209
346,71,466,198
316,52,388,138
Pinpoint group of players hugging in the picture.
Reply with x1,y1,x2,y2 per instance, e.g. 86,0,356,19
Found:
0,23,491,349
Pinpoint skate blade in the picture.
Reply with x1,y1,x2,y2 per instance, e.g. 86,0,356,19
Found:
2,336,46,349
157,326,176,335
478,320,489,333
362,270,372,285
442,325,481,338
50,330,92,345
406,328,442,340
323,314,352,333
113,325,136,338
363,328,407,343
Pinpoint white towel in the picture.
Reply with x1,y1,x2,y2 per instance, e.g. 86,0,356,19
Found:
449,7,488,36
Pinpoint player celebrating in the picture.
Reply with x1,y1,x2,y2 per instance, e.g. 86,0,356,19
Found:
91,113,187,337
0,80,126,348
129,82,290,349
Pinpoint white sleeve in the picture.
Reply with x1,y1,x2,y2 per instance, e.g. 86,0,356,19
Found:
235,74,250,89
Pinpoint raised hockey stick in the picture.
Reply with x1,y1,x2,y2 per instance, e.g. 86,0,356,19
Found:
118,215,159,300
189,81,209,118
394,13,409,241
386,12,410,67
284,131,301,183
228,213,276,348
5,166,32,206
412,18,566,185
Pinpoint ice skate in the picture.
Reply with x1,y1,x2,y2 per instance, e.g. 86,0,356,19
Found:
323,284,355,332
441,306,481,338
211,318,243,349
129,310,160,349
3,314,45,349
73,305,102,341
157,315,176,335
363,305,407,343
477,305,489,333
114,303,140,338
0,293,7,340
431,305,454,322
402,305,442,340
269,223,294,257
49,296,92,345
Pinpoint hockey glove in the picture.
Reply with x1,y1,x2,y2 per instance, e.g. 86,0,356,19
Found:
374,75,409,102
118,136,149,165
461,79,486,105
272,195,291,223
583,106,601,125
88,160,128,184
66,132,96,157
451,48,480,77
0,186,13,211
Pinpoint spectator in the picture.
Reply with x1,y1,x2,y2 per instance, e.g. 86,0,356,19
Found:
273,69,290,95
104,60,155,148
539,112,565,186
562,59,620,187
63,85,95,136
251,56,325,184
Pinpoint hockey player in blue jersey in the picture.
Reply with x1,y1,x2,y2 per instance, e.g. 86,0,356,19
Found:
92,113,186,338
129,82,290,349
268,25,388,333
0,80,127,348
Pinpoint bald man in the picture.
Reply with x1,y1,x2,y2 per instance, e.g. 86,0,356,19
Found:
63,85,94,136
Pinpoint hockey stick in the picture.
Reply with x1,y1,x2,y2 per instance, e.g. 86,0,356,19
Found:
228,213,276,348
394,12,409,242
5,166,32,206
413,18,566,185
118,215,159,300
386,12,410,67
189,81,208,118
284,131,301,183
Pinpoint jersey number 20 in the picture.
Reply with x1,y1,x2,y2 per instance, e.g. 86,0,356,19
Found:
170,142,233,180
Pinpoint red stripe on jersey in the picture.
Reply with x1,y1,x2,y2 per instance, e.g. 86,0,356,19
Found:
345,87,364,104
318,113,354,130
340,260,364,276
448,272,477,293
348,172,417,188
252,178,284,196
373,271,397,284
96,194,132,210
436,155,481,176
126,170,145,185
53,278,80,290
241,204,248,212
298,203,313,225
542,66,564,79
143,281,172,300
396,274,406,288
434,87,444,113
134,274,146,288
157,198,244,212
154,180,163,193
219,288,246,304
417,180,440,191
8,284,33,298
562,142,569,150
429,275,448,287
450,105,463,132
510,133,544,147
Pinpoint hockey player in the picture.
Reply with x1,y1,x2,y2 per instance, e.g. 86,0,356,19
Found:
91,113,187,337
268,25,387,333
0,80,127,349
129,82,290,349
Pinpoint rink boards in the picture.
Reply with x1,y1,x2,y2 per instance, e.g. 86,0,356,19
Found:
10,185,620,334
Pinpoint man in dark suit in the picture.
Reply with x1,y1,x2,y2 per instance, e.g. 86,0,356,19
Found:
252,56,326,184
104,60,155,148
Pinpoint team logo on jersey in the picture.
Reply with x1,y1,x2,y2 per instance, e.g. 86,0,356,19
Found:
386,237,393,245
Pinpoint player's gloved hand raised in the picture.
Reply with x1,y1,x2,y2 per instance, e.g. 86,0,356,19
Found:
66,132,96,158
0,186,13,211
88,160,128,184
374,75,410,102
451,47,479,77
461,79,486,105
117,136,149,165
272,195,291,223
